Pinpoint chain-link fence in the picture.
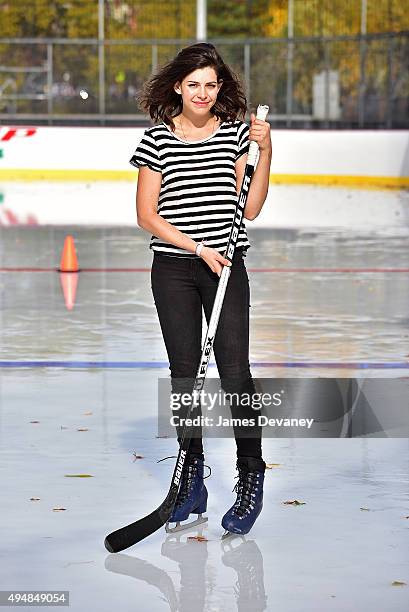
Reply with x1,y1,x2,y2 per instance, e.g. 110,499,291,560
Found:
0,32,407,127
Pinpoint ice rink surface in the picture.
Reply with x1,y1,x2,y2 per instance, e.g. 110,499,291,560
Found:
1,202,409,610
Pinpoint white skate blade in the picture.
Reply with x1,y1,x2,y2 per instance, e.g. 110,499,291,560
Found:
221,531,246,551
164,523,207,543
221,530,245,541
165,513,208,534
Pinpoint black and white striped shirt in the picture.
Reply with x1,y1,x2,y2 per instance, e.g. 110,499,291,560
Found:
129,120,251,257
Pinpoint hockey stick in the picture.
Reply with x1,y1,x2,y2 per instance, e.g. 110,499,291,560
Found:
104,104,269,552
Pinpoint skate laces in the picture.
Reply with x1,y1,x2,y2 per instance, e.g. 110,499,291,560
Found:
232,466,258,517
156,455,211,478
177,463,199,504
157,455,211,507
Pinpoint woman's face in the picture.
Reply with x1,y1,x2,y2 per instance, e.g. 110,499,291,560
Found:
174,66,222,115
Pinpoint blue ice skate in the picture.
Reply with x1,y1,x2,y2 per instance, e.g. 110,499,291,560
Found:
165,456,210,534
221,456,266,538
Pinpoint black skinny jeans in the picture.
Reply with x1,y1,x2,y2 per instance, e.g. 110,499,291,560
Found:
151,248,263,460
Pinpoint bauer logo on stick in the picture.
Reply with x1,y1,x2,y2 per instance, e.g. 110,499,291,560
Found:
174,450,187,486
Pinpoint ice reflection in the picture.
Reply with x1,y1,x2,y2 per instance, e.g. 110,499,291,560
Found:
105,528,267,612
221,536,267,612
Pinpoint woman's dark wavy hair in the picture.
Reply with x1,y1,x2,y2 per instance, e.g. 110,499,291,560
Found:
137,43,248,129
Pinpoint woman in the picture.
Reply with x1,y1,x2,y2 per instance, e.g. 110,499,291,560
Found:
130,43,271,536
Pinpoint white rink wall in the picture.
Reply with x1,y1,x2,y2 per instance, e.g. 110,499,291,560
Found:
1,126,409,177
0,126,408,228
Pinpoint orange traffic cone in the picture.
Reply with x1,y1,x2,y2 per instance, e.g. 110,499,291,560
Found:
58,235,79,272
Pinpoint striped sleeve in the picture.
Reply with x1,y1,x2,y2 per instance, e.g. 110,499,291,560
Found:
235,122,250,160
129,129,161,173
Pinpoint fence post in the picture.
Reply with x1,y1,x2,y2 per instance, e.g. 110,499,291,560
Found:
324,40,330,128
151,44,158,75
98,0,106,124
358,0,367,127
47,43,53,124
244,43,251,111
196,0,207,41
386,34,393,128
286,0,294,127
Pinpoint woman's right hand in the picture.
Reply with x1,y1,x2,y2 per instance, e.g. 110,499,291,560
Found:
200,246,231,276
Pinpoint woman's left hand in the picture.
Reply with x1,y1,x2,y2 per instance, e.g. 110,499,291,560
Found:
249,113,271,153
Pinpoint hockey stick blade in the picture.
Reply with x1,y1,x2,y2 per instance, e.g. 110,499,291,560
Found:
105,502,171,553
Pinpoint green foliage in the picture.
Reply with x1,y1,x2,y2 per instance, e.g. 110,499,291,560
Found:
0,0,98,37
208,0,275,37
0,0,407,120
1,0,407,39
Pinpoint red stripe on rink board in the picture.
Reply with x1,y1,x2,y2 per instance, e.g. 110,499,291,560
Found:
0,267,409,273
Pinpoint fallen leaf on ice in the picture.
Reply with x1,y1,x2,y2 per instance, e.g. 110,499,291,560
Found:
187,535,208,542
266,463,281,469
83,411,93,415
64,474,94,478
283,500,306,506
360,507,370,511
30,421,40,424
132,453,144,461
52,507,66,512
391,581,406,586
77,428,89,432
30,497,40,501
